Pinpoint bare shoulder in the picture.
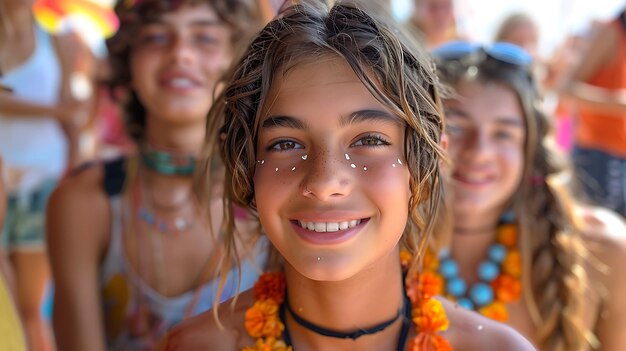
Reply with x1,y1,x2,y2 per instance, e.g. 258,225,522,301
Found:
440,298,536,351
47,162,110,252
162,290,255,351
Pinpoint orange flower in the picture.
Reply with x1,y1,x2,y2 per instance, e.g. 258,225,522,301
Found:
400,249,413,268
408,333,453,351
419,271,444,299
502,250,522,277
243,337,292,351
497,224,517,248
479,301,508,322
244,300,284,338
423,250,440,272
413,298,449,333
254,272,286,303
491,274,522,303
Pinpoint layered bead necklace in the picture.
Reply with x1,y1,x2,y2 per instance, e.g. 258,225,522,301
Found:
422,223,522,322
135,144,200,235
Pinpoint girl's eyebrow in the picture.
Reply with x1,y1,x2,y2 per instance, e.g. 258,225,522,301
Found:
341,109,403,127
143,19,221,27
261,109,401,130
446,108,523,128
261,115,307,130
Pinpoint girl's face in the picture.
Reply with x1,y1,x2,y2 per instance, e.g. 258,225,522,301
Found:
444,80,526,216
253,57,411,282
130,3,232,125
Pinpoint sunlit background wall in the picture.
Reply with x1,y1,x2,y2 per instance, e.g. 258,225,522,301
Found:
392,0,625,56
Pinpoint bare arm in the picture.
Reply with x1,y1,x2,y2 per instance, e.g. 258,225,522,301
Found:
583,209,626,351
560,21,626,115
0,92,68,120
46,165,110,351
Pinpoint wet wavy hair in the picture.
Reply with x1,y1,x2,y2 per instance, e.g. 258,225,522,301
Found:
200,0,449,310
106,0,263,143
437,55,594,350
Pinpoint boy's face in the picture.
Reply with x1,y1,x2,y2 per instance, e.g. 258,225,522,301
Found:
129,3,232,125
253,57,411,282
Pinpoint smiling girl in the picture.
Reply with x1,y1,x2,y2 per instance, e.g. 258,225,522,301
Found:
161,2,535,350
434,41,626,350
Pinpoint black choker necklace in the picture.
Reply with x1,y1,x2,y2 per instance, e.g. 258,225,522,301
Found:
283,295,405,341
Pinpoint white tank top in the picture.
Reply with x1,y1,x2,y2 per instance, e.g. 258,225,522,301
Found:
0,24,67,192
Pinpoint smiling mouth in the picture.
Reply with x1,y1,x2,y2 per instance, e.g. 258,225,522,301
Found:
293,219,364,233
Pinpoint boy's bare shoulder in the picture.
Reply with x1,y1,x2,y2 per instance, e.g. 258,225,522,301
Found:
162,290,255,351
441,297,536,351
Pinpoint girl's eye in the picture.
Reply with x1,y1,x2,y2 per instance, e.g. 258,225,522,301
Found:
269,140,303,152
494,130,514,140
446,123,465,137
195,34,218,45
137,32,170,46
352,134,390,147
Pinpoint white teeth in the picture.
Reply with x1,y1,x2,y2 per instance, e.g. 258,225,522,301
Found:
298,219,362,232
169,78,194,88
326,222,339,232
314,222,326,232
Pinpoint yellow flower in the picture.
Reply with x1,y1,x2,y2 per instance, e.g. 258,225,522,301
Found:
413,298,449,333
479,301,509,322
244,300,284,338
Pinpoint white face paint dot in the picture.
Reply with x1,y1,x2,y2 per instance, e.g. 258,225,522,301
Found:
350,164,356,169
291,167,296,171
398,159,403,165
261,160,265,164
392,164,397,168
275,168,279,172
363,166,367,171
477,325,484,331
302,155,308,160
317,257,322,261
345,153,351,160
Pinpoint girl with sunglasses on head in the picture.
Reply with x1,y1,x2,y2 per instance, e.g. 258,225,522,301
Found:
46,1,269,350
434,41,626,350
161,2,535,350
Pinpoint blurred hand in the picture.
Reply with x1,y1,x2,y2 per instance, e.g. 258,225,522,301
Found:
55,98,93,129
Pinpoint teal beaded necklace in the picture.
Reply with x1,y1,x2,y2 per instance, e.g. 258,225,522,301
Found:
140,144,197,176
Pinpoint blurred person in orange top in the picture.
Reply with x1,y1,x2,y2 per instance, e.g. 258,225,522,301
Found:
561,8,626,217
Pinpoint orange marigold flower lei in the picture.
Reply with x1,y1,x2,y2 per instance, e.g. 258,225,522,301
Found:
244,265,452,351
402,251,452,351
244,272,293,351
